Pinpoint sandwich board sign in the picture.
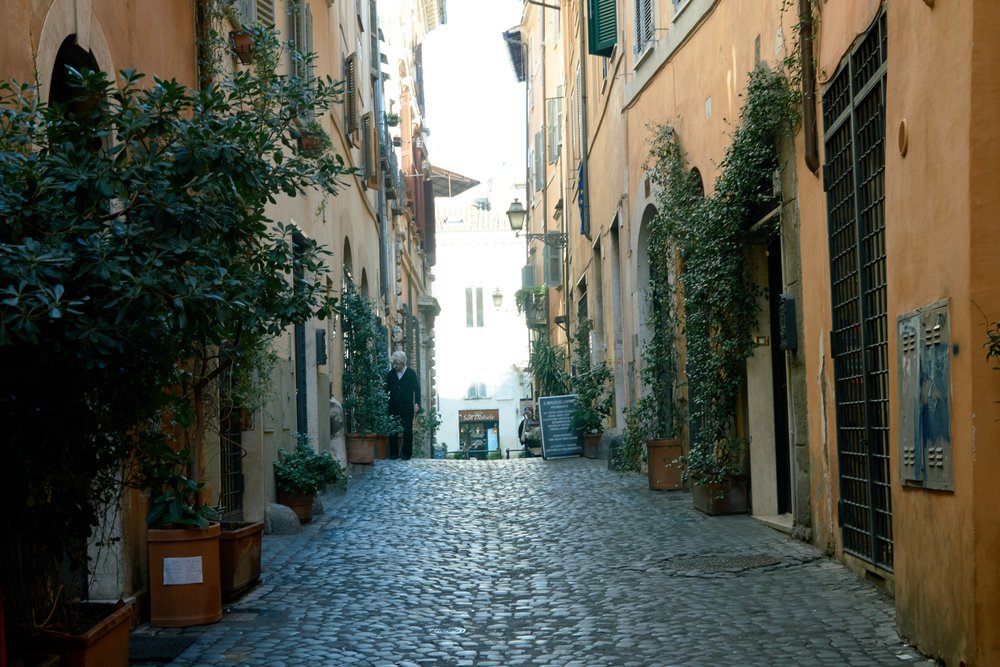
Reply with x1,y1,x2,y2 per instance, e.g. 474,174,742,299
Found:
538,394,581,459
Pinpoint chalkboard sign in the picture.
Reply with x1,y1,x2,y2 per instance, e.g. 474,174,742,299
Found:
538,394,581,459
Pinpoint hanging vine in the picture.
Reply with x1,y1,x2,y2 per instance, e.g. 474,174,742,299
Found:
647,65,800,485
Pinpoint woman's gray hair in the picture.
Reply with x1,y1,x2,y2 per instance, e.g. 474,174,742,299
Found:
391,351,407,365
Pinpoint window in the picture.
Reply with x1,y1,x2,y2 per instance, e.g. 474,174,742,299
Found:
465,287,484,327
634,0,654,57
544,244,562,286
369,0,379,73
235,0,275,26
534,131,544,191
547,95,560,164
588,0,617,57
361,113,378,188
466,382,489,400
289,0,314,84
344,55,358,137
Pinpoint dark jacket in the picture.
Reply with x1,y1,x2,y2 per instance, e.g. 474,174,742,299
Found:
385,367,420,419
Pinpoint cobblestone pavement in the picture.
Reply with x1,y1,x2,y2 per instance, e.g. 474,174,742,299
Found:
132,458,934,667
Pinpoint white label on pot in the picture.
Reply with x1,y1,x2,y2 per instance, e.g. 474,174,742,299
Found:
163,556,203,585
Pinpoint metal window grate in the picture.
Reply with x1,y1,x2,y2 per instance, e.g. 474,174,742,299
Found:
822,10,891,571
218,428,245,522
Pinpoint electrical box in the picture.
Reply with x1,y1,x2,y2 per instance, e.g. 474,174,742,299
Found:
897,299,952,490
778,293,797,352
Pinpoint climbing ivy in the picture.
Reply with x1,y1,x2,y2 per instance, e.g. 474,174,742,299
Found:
647,65,799,484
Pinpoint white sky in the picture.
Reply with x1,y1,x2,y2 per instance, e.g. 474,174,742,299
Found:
422,0,526,208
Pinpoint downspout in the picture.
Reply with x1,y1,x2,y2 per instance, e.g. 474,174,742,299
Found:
799,0,819,174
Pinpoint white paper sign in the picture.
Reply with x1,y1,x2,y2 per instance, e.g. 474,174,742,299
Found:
162,556,204,585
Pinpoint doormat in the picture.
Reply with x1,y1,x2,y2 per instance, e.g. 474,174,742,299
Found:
129,635,197,662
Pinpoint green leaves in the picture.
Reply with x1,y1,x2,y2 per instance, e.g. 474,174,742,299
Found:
646,66,799,484
273,436,346,496
570,316,614,433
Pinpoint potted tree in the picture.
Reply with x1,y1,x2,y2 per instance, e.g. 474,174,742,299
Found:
570,317,614,459
0,26,349,650
141,443,224,628
341,277,400,463
273,434,346,523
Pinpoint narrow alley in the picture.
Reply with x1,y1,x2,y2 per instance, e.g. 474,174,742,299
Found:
131,459,931,667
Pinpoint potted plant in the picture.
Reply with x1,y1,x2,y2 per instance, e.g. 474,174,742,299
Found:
515,285,549,327
570,317,614,459
0,28,348,653
296,117,332,156
273,434,346,523
141,443,224,628
385,111,400,127
218,519,265,603
341,276,395,463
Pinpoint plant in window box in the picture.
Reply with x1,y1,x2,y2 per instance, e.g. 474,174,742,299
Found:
514,285,548,315
295,118,332,156
569,317,614,459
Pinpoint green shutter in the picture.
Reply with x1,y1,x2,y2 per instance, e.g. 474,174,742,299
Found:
588,0,617,57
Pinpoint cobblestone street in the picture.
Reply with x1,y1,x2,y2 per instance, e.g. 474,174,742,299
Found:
132,458,933,666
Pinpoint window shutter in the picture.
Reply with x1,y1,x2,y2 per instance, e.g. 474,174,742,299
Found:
588,0,617,57
370,0,379,74
534,131,544,191
522,264,536,288
256,0,274,26
575,67,583,160
547,98,558,164
306,5,314,82
544,244,562,286
236,0,255,24
528,146,535,196
345,55,357,136
466,288,474,327
556,85,564,154
634,0,654,56
476,288,484,327
361,114,374,185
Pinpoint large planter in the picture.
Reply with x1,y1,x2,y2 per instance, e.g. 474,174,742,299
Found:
26,602,133,667
147,523,222,627
277,490,314,523
646,438,685,490
373,434,390,460
691,477,750,515
219,521,264,602
581,432,601,459
346,433,376,464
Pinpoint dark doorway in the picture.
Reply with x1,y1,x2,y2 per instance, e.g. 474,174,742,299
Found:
767,237,792,514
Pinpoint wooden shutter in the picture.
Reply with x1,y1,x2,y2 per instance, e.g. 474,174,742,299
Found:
588,0,617,57
534,131,544,191
369,0,379,74
259,0,275,25
544,244,562,286
345,55,357,136
547,98,558,164
236,0,255,24
634,0,654,55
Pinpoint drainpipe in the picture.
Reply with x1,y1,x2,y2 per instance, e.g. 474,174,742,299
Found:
799,0,819,174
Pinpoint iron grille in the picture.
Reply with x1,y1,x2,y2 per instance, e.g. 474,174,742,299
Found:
822,10,891,570
218,428,245,522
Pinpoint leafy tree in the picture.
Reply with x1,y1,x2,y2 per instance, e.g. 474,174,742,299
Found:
0,26,349,626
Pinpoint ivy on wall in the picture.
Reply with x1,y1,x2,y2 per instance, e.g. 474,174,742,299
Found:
646,65,800,485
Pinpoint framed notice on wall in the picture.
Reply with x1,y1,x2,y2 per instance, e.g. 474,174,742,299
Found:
538,394,581,459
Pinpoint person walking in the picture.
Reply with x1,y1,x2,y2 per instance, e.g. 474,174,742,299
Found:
385,351,420,459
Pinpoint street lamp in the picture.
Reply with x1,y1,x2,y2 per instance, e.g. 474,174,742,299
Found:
505,198,567,248
492,288,503,309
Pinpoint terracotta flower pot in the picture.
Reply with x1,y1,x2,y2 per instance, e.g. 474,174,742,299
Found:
346,433,376,464
219,521,264,602
25,602,133,667
147,523,222,627
646,438,685,490
373,434,390,459
581,432,601,459
277,490,314,523
692,477,750,515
